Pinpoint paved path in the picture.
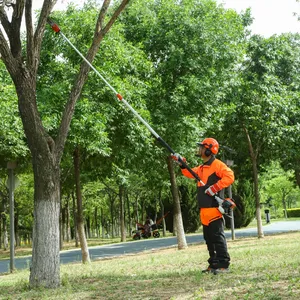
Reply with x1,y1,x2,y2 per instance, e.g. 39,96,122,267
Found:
1,220,300,274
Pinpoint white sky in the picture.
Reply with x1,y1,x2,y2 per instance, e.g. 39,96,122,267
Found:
34,0,300,37
219,0,300,37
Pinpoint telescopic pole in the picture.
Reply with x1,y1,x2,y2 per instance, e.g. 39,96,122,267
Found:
47,18,204,184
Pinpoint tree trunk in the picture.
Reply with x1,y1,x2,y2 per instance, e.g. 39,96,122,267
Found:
72,192,79,247
158,189,167,237
74,146,90,263
126,191,131,235
243,125,264,238
86,216,91,239
295,161,300,187
166,156,187,249
59,204,64,250
135,195,139,223
2,216,8,251
282,194,288,219
29,163,61,288
66,198,71,242
119,185,126,242
109,195,115,238
94,207,99,238
14,210,19,248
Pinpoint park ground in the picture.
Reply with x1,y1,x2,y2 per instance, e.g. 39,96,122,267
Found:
0,230,300,299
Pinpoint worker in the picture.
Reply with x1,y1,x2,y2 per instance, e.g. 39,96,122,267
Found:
172,137,234,274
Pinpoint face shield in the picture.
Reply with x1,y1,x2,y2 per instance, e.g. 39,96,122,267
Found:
195,143,205,157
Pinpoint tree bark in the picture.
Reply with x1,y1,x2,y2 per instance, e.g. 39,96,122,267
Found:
29,160,61,288
243,125,264,238
119,185,126,242
158,189,167,237
295,162,300,187
74,146,90,263
166,156,187,249
72,191,79,247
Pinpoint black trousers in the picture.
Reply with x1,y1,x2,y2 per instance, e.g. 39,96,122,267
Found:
202,218,230,269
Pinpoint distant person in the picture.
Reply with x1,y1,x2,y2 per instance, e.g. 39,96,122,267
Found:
144,215,154,237
172,137,234,274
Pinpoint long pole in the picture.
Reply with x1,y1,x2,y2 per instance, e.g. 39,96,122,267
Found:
47,19,232,216
47,18,203,184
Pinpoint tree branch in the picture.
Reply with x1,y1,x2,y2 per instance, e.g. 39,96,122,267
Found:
54,0,130,162
0,30,18,75
31,0,57,73
95,0,111,34
9,0,24,58
0,6,11,36
25,0,34,68
96,0,130,43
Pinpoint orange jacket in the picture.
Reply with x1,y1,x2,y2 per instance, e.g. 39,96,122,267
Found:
181,156,234,225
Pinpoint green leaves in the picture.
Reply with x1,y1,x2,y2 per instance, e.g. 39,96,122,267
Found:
0,63,29,161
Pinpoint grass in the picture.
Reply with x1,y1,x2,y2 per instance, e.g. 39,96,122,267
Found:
0,237,122,260
1,217,295,261
1,217,298,261
0,231,300,299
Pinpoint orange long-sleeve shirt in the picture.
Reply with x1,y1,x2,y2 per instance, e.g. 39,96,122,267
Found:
181,157,234,225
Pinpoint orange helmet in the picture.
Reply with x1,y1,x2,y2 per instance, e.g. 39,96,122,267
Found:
197,138,219,155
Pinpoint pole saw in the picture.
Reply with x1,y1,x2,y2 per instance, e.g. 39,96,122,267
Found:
47,19,235,215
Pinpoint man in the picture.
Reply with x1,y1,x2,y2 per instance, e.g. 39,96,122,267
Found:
172,137,234,274
144,215,154,237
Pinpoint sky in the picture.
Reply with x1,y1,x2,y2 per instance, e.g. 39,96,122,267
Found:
218,0,300,37
32,0,300,37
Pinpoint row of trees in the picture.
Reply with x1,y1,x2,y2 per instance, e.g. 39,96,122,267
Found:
0,0,299,288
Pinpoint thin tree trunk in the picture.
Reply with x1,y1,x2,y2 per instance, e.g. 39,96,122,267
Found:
295,161,300,187
14,210,19,248
135,195,139,223
101,207,105,239
166,156,187,249
66,198,71,242
158,189,167,237
243,125,264,238
94,207,99,238
74,146,90,263
282,194,288,219
126,191,131,235
86,216,91,239
60,204,64,250
3,217,8,251
119,185,126,242
72,192,79,247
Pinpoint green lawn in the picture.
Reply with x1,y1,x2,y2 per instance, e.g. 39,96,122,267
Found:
0,231,300,299
0,217,298,261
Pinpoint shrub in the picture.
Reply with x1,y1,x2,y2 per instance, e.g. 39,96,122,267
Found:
286,208,300,218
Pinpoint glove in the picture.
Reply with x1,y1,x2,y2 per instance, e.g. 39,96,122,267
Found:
171,153,186,166
205,182,222,196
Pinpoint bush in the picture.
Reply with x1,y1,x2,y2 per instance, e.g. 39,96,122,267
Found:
286,208,300,218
